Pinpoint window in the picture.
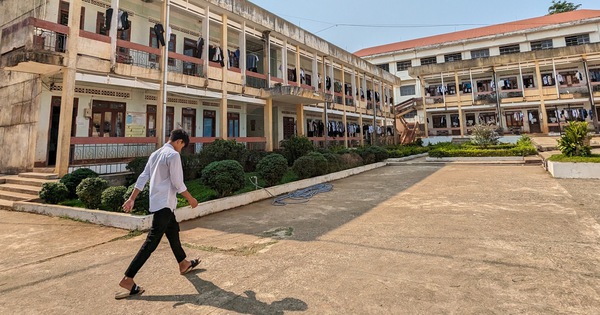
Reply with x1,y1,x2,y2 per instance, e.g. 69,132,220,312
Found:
227,113,240,137
565,34,590,46
590,68,600,83
471,48,489,59
432,115,447,128
530,39,553,51
146,105,156,137
557,70,583,86
96,12,107,35
541,73,555,86
90,100,125,137
165,106,174,138
465,113,476,127
505,111,523,127
444,53,462,63
203,110,216,137
499,77,518,90
499,44,520,55
377,63,389,72
450,114,460,128
396,60,411,71
149,27,159,63
168,33,176,66
400,85,416,96
522,75,535,88
183,38,199,76
420,57,437,66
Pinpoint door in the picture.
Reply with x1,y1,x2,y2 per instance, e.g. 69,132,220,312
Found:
182,108,196,154
48,97,78,166
528,110,541,133
183,38,198,76
283,117,296,139
203,110,216,137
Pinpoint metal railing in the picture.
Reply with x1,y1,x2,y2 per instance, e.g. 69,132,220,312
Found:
246,71,268,89
69,137,157,165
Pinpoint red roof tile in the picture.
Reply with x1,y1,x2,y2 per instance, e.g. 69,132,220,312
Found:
354,10,600,57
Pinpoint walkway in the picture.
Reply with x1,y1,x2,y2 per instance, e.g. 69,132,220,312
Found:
1,163,599,314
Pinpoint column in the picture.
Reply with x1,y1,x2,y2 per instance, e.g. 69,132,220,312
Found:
534,60,549,133
202,6,210,77
296,104,305,136
295,45,301,85
282,40,288,85
420,77,429,137
240,21,246,80
342,65,348,148
156,0,169,147
220,14,228,139
264,98,273,151
312,52,318,90
109,0,120,69
359,113,364,146
56,0,82,176
454,71,465,136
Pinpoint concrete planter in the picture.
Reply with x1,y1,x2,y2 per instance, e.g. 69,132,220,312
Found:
547,160,600,179
426,156,525,162
13,162,387,230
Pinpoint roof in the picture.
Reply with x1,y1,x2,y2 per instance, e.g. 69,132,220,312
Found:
354,10,600,57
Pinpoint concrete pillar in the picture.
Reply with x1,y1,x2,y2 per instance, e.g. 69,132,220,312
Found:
419,76,429,138
56,0,82,177
295,45,301,85
296,104,305,136
240,21,246,80
220,14,228,139
282,40,288,85
359,113,364,146
109,0,119,69
534,60,549,133
264,98,273,151
342,65,348,148
454,71,465,136
202,6,210,77
312,52,318,90
156,0,169,147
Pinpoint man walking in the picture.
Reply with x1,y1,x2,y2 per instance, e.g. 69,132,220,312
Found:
116,129,200,299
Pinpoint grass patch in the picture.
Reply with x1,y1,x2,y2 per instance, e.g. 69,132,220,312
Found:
59,199,86,208
58,215,91,224
548,154,600,163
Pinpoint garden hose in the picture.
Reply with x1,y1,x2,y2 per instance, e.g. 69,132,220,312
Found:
249,176,333,206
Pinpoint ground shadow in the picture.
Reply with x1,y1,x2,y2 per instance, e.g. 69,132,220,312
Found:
135,269,308,315
180,164,443,242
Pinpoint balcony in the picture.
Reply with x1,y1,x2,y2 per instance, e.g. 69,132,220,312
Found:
267,84,325,104
1,17,67,74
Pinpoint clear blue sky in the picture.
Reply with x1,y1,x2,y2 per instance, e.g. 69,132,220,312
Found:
249,0,600,53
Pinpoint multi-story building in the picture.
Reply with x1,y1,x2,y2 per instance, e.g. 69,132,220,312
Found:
0,0,399,175
356,10,600,138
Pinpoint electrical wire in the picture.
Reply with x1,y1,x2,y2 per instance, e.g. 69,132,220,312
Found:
249,176,333,206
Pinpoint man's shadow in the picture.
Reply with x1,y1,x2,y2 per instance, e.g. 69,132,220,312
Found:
135,269,308,315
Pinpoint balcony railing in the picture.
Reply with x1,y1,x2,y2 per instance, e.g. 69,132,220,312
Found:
69,137,157,165
169,51,204,77
116,39,161,69
246,71,268,89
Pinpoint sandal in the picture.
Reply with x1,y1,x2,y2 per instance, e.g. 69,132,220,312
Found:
115,283,145,300
180,259,201,275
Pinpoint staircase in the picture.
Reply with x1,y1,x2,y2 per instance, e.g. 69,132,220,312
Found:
0,172,58,210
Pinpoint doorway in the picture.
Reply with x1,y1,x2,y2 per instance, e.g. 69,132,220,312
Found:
527,110,541,133
182,108,196,154
283,117,296,139
48,96,78,166
203,110,216,137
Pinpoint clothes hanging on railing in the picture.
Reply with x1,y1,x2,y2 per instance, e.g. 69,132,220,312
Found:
196,37,204,58
153,23,165,47
247,54,259,72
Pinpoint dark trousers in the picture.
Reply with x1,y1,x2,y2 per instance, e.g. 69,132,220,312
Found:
125,208,186,278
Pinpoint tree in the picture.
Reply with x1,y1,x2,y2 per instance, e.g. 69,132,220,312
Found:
548,1,581,15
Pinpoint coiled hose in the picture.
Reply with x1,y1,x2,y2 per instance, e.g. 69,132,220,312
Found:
249,176,333,206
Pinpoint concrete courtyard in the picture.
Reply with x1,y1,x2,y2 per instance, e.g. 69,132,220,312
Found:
1,162,599,314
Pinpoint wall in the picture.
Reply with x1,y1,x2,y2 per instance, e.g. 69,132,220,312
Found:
0,70,41,174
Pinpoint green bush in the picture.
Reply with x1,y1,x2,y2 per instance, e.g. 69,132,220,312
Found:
307,152,328,176
60,168,99,198
322,153,343,173
471,124,500,148
201,139,248,166
200,160,245,197
280,136,316,166
126,157,149,185
39,182,69,204
76,177,109,209
356,146,388,164
388,146,429,158
124,183,150,215
181,154,203,181
101,186,127,212
292,156,316,179
243,150,271,172
339,152,363,169
256,153,288,186
557,121,591,157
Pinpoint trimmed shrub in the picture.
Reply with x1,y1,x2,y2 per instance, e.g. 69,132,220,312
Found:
280,136,316,166
339,152,363,169
181,154,203,181
356,146,387,164
76,177,109,209
256,153,288,186
125,156,149,185
201,139,248,165
322,153,343,173
124,183,150,215
201,160,245,197
292,156,316,179
471,124,500,148
306,152,328,176
557,121,591,157
39,182,69,204
60,168,99,198
101,186,127,212
243,150,271,172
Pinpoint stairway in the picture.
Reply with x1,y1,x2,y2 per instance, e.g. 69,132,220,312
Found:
0,172,59,210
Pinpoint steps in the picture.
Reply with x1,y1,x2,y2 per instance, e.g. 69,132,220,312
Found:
0,172,59,210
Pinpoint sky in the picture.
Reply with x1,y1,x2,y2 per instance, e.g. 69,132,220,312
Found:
249,0,600,53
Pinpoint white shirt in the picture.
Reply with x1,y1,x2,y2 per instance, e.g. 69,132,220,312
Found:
135,143,187,212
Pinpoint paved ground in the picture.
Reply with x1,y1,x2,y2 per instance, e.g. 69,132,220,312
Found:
1,163,600,314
